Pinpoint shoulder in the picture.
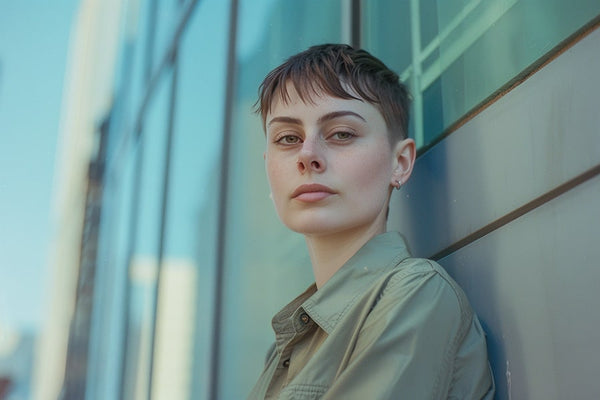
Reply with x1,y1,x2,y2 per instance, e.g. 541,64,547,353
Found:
349,258,480,377
374,257,474,333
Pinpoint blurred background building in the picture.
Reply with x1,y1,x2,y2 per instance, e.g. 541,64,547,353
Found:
1,0,599,399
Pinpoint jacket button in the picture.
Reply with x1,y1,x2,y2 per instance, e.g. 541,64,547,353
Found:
300,313,310,324
282,359,290,368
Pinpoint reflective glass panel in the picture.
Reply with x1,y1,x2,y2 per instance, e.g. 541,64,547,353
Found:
362,0,600,148
120,69,173,400
86,138,139,400
153,1,182,73
125,0,154,124
219,0,346,398
157,0,230,399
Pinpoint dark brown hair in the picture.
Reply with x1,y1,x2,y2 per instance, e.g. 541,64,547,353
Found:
256,44,410,140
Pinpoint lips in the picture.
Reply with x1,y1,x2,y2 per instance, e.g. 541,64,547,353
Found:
291,183,336,202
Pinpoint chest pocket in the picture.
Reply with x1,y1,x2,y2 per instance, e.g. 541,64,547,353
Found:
279,383,328,399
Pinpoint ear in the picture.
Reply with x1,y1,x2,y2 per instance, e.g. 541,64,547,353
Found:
391,138,416,188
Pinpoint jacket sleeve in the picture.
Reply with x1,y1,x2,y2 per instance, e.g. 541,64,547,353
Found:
322,266,494,400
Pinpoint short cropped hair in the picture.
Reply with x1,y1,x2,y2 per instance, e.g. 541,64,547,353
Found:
256,44,410,141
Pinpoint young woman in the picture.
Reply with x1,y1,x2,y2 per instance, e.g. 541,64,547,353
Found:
248,44,494,399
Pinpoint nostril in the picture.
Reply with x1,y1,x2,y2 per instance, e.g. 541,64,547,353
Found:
311,161,320,169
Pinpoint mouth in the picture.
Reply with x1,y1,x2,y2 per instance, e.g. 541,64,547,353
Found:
291,183,336,202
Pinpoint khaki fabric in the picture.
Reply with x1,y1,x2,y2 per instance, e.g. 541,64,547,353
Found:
247,232,495,399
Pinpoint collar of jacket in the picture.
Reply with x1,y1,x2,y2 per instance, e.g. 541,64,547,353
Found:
301,231,411,335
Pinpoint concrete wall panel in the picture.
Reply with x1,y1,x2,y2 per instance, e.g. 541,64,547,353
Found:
441,175,600,400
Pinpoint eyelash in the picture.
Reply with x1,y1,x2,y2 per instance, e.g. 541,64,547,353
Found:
273,130,356,145
274,134,301,145
330,131,355,140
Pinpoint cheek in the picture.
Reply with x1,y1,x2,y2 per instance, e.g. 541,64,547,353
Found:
345,147,393,191
265,156,288,200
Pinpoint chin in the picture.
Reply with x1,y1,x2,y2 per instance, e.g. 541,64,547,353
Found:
282,215,342,236
279,204,389,237
282,216,370,237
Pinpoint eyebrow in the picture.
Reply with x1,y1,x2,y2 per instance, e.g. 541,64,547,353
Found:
267,116,302,127
267,110,366,128
318,111,366,124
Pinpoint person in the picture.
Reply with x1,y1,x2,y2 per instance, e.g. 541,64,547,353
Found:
247,44,495,399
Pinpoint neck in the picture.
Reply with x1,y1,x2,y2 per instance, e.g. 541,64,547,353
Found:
305,222,386,289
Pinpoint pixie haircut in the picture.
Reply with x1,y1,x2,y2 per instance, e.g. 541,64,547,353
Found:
256,44,410,141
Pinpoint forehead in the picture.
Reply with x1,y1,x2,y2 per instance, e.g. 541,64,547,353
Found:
266,83,383,124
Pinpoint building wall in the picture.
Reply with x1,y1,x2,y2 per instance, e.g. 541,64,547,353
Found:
390,25,600,399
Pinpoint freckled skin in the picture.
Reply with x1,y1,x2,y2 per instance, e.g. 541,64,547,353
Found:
264,88,401,238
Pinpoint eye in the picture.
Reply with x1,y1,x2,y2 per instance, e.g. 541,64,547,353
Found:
275,134,302,145
331,131,355,141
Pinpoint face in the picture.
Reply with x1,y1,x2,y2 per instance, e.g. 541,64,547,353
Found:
264,85,408,237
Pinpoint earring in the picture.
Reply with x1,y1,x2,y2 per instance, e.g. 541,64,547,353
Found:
395,180,402,191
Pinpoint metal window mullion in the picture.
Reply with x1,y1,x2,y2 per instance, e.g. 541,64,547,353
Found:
208,0,239,399
400,0,482,82
146,50,179,400
402,0,520,95
134,0,199,135
117,130,145,400
419,0,482,63
341,0,360,47
410,0,424,147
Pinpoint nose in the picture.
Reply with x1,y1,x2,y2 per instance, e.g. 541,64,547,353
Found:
297,136,325,174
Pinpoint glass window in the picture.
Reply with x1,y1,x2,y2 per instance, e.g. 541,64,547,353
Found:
217,1,346,398
120,68,174,400
155,0,230,399
86,137,139,400
124,0,154,122
361,1,413,75
362,0,600,148
153,1,183,73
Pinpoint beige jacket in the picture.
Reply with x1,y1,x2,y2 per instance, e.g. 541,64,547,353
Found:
248,232,494,399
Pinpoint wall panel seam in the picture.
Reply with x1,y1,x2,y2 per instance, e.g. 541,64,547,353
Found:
432,163,600,261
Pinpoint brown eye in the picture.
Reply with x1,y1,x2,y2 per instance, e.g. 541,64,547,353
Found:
332,131,355,140
277,135,301,145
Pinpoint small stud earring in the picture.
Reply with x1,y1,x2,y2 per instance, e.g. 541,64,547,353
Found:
396,180,402,190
